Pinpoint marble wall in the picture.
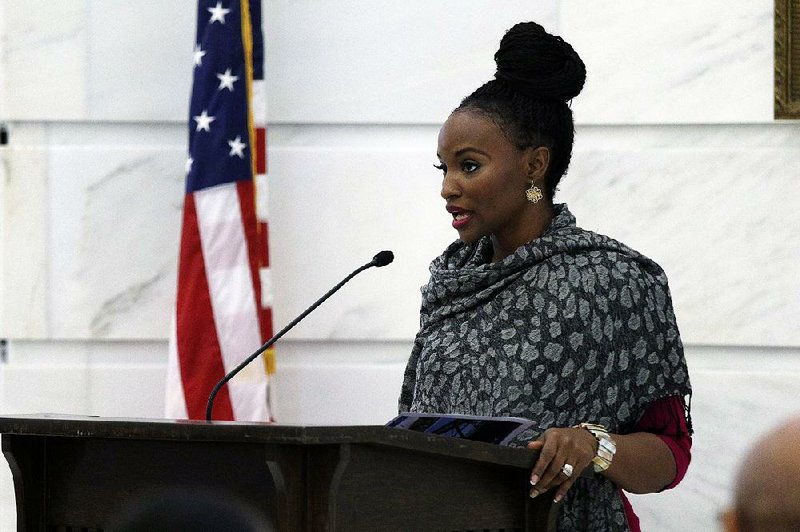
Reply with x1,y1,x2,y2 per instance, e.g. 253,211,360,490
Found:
1,1,799,530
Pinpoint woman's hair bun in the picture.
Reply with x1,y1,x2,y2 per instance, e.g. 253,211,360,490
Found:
494,22,586,102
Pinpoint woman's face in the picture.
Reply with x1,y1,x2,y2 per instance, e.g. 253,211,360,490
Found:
436,110,548,255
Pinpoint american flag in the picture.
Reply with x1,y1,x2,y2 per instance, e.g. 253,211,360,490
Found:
165,0,274,421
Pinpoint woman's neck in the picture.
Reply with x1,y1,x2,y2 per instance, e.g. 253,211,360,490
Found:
490,202,555,263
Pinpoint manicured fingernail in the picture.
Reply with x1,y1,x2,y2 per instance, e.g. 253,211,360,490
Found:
554,494,562,503
530,475,539,486
529,488,540,499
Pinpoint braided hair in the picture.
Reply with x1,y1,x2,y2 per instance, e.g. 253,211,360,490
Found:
455,22,586,199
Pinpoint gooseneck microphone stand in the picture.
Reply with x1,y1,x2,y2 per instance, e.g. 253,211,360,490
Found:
205,251,394,421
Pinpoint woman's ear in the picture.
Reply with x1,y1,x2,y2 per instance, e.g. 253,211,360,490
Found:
527,146,550,181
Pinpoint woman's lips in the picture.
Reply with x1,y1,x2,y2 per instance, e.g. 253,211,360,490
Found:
447,207,473,229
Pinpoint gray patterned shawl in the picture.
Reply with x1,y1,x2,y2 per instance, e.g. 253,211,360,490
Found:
399,204,692,531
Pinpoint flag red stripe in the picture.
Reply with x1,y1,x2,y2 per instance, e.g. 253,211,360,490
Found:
176,193,235,420
259,221,270,267
255,127,266,174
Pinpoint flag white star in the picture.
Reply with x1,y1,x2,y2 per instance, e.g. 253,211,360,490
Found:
216,68,239,91
228,136,247,158
193,110,216,132
193,44,206,67
208,2,230,24
185,157,194,174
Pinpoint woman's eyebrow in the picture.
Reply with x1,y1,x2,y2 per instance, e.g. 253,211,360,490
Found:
454,147,489,158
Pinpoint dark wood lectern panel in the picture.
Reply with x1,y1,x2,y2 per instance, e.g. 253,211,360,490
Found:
0,415,555,531
6,436,277,528
322,443,530,531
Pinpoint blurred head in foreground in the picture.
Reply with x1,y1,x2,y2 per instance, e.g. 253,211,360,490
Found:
113,488,271,531
720,416,800,532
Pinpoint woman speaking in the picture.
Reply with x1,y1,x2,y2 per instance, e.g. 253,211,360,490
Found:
399,22,692,531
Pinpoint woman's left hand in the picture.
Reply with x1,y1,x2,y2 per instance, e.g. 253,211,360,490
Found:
527,427,597,502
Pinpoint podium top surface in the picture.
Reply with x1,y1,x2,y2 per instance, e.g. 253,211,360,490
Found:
0,414,537,469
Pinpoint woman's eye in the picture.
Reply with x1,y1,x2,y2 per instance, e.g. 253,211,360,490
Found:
462,161,479,173
433,163,446,174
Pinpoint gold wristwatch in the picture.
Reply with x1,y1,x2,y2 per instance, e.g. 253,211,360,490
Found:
575,423,616,473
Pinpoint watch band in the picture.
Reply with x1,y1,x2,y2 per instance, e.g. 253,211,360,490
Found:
575,423,617,473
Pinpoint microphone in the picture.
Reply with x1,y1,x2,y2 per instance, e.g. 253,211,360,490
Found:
372,250,394,267
206,250,395,421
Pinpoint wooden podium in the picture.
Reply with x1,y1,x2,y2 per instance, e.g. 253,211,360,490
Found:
0,414,557,531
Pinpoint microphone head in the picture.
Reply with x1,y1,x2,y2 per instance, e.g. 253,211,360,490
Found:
373,250,394,267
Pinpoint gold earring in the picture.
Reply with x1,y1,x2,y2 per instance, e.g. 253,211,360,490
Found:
526,183,543,203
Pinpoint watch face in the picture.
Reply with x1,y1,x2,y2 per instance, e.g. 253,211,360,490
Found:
591,434,615,472
598,438,616,460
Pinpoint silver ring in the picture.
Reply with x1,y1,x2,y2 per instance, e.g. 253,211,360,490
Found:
561,463,574,478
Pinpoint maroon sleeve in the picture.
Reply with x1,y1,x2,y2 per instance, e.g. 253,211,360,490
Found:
633,395,692,490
